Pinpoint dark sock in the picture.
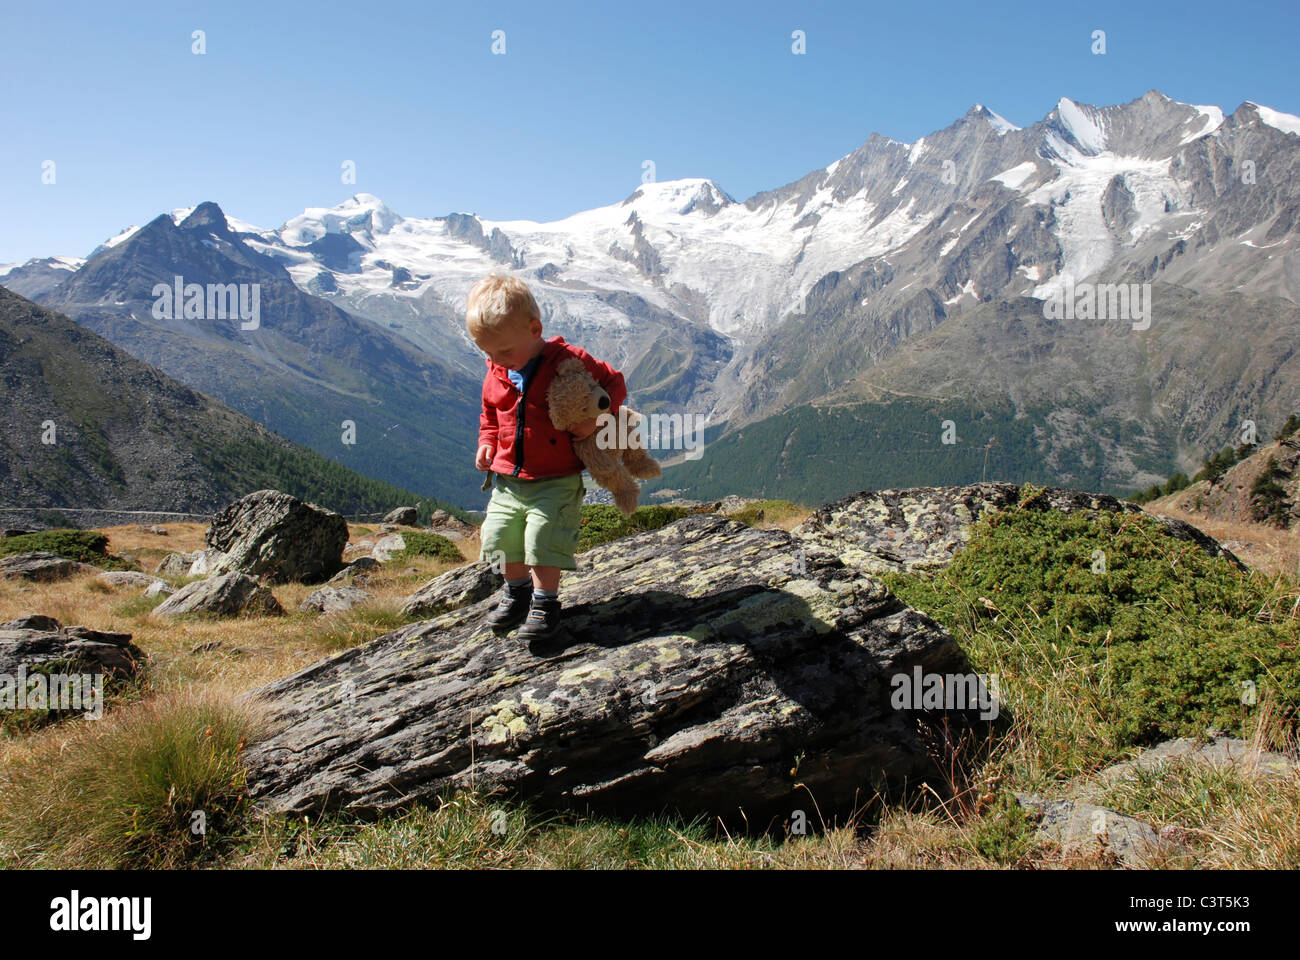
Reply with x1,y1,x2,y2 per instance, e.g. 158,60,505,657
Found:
534,588,558,602
505,576,531,593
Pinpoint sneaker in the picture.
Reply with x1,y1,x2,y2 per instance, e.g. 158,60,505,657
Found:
516,594,562,644
486,582,532,633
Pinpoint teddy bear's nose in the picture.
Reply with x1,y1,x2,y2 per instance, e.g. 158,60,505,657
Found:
597,395,610,410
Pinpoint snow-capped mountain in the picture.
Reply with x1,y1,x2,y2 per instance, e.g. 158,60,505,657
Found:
9,89,1300,501
198,90,1300,421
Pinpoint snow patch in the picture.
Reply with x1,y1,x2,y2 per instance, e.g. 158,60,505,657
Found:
1251,102,1300,136
990,161,1037,191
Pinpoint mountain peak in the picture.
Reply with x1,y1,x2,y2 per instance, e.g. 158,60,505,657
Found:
966,102,1020,134
179,201,230,233
621,177,734,216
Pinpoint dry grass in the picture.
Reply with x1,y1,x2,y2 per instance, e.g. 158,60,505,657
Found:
1141,502,1300,582
2,511,1296,870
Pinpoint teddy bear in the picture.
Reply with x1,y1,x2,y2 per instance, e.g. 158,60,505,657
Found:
547,357,661,516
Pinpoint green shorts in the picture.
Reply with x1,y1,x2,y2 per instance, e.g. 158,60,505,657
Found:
478,472,585,570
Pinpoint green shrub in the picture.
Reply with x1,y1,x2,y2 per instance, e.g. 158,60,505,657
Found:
879,485,1300,775
578,505,693,551
0,528,135,570
394,532,463,563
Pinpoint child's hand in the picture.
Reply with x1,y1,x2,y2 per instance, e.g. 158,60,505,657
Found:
569,417,602,440
475,444,495,470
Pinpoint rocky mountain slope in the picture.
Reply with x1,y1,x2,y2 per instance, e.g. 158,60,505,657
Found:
1152,425,1300,528
0,288,437,520
34,203,484,504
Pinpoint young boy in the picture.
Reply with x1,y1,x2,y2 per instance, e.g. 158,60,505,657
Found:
467,273,627,643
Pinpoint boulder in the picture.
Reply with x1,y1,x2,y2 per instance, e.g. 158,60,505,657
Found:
144,580,175,599
205,490,348,584
241,513,979,827
790,482,1248,575
0,552,101,582
383,507,418,526
370,533,406,563
299,586,374,615
96,571,165,590
152,571,283,618
0,615,145,679
154,551,197,576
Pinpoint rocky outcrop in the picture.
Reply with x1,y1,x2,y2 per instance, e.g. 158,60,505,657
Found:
383,507,418,526
0,615,145,679
0,552,101,581
241,513,980,826
205,490,349,584
152,571,283,618
299,586,373,615
790,482,1248,575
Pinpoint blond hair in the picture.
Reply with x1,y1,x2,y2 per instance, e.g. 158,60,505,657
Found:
466,273,541,339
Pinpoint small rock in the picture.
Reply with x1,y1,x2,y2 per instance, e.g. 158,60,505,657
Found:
154,552,197,576
152,571,283,618
299,586,374,615
96,571,165,590
187,547,228,578
370,533,406,563
144,580,174,598
380,524,400,533
329,557,381,583
191,640,223,654
0,552,101,582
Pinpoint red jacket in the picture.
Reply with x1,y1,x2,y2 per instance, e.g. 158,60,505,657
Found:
479,335,628,480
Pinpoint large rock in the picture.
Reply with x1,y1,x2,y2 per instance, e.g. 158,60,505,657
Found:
241,513,980,827
0,615,145,679
0,552,101,581
790,482,1248,575
152,571,283,618
383,507,418,526
206,490,348,584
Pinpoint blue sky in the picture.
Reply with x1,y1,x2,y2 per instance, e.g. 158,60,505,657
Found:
2,0,1297,263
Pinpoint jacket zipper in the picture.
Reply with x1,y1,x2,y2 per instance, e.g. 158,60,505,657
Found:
511,369,529,477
